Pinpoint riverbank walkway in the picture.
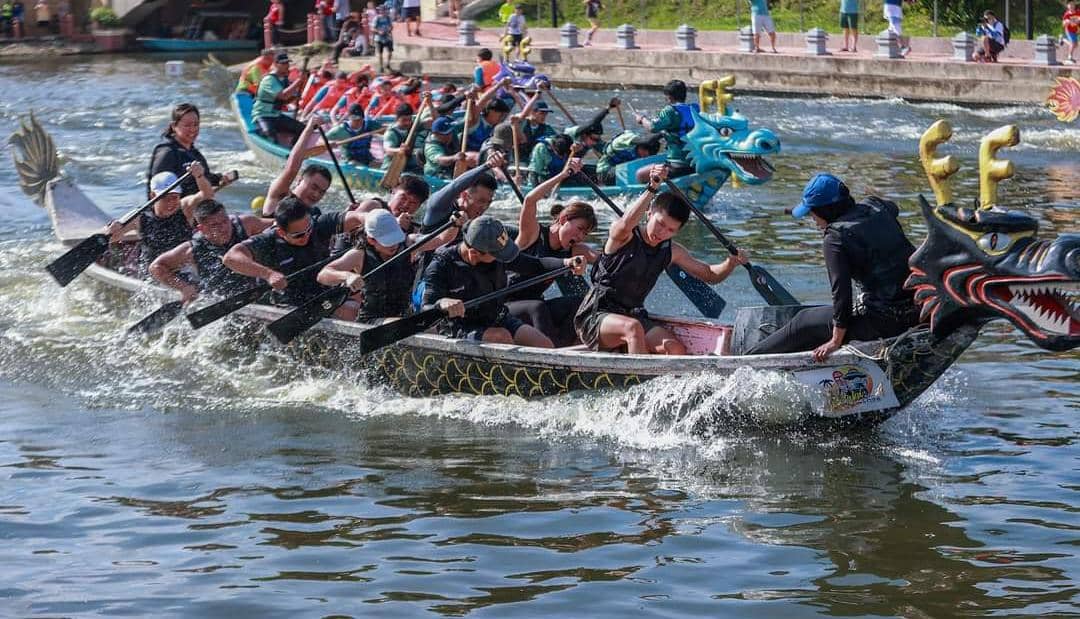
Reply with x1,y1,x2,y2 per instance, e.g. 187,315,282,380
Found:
336,19,1078,105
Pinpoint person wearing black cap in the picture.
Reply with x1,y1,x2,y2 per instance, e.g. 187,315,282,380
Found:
596,131,663,185
527,133,573,186
520,98,557,154
252,51,306,147
420,215,585,346
380,101,423,174
634,79,698,179
324,102,381,165
574,166,748,354
564,97,621,158
745,173,919,360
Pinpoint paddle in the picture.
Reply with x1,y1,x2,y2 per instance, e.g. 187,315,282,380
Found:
186,251,347,329
304,126,387,159
127,300,185,336
45,171,191,287
316,125,358,205
663,179,798,306
577,173,727,318
545,89,576,125
381,98,430,189
453,98,473,178
359,264,573,356
265,217,457,344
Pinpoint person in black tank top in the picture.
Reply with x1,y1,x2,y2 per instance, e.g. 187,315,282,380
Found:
105,162,218,276
574,166,749,354
317,209,464,323
506,160,599,346
149,199,273,304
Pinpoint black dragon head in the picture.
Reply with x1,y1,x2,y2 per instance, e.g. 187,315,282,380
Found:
906,122,1080,352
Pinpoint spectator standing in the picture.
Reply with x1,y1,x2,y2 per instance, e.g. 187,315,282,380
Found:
373,5,394,72
749,0,778,54
33,0,49,33
973,10,1006,63
10,0,23,38
505,5,527,60
334,0,351,37
317,0,336,42
1063,2,1079,65
402,0,420,36
266,0,285,46
583,0,601,46
364,1,378,50
883,0,911,57
839,0,859,52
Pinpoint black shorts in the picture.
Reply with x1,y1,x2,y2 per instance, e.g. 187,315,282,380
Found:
509,33,523,47
404,6,420,18
586,5,599,19
441,311,525,341
377,39,393,53
573,288,656,351
256,115,304,141
987,38,1004,54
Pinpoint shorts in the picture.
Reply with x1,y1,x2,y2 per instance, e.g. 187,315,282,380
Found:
574,288,657,351
403,6,420,18
586,5,599,19
256,114,305,141
1065,31,1078,44
509,33,523,47
751,14,775,35
442,312,525,341
839,12,858,30
377,39,393,53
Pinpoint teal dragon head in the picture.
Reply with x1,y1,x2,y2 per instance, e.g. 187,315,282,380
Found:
685,108,780,185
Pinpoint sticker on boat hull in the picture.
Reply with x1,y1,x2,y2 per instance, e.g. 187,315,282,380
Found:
793,363,899,418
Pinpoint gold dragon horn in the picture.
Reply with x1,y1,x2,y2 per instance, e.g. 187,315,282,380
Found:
978,124,1019,210
714,75,736,116
918,120,960,206
698,79,717,114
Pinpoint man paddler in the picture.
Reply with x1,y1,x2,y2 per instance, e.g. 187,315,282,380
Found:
421,215,585,346
236,48,275,96
380,102,423,175
745,174,919,360
223,197,366,319
148,199,272,304
574,166,749,354
252,51,306,147
633,79,698,179
261,118,335,217
317,209,465,324
324,103,380,166
596,131,663,185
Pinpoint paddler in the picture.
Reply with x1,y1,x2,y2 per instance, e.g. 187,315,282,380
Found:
236,48,275,96
574,166,749,354
420,215,586,346
252,51,306,147
261,118,335,217
148,199,272,304
633,79,698,179
596,131,663,185
380,102,423,175
422,116,465,180
324,103,380,166
745,174,919,360
147,103,228,199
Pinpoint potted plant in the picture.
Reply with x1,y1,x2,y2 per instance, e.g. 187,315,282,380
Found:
90,6,130,52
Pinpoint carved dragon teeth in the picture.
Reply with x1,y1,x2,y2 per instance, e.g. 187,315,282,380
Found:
1003,281,1080,335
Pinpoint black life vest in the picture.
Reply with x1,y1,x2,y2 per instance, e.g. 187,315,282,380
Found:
507,226,570,301
191,215,252,293
825,197,916,314
358,240,416,320
589,227,671,313
146,136,214,198
139,208,192,265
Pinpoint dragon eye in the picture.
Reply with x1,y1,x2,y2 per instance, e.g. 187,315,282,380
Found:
977,232,1013,253
718,127,733,137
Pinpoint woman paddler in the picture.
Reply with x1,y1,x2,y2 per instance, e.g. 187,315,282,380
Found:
506,158,598,347
574,165,749,354
147,103,231,199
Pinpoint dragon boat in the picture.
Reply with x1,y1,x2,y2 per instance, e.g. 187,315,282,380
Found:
230,77,780,210
12,116,1078,425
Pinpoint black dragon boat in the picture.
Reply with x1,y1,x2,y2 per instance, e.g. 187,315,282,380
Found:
11,116,1078,424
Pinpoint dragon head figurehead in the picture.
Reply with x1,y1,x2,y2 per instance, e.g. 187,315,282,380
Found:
684,77,779,185
906,121,1080,352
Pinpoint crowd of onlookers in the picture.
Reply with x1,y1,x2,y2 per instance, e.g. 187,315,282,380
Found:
1,0,71,39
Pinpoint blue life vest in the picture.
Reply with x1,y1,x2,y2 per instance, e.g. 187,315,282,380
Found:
673,103,700,138
544,140,566,176
340,121,376,163
467,120,494,152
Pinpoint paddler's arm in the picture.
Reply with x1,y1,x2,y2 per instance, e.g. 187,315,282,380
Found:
814,229,853,362
239,214,274,236
149,241,199,304
264,117,320,216
518,90,540,117
579,98,618,134
607,165,662,254
317,248,365,291
517,158,582,250
671,242,748,285
179,162,215,222
422,158,501,230
223,241,287,290
478,77,511,110
408,211,467,253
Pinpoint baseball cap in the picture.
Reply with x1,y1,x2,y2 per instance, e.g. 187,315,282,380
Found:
431,117,456,135
488,123,515,148
274,51,290,64
365,209,406,246
348,103,365,118
533,100,552,112
788,173,849,218
150,171,183,195
464,216,519,262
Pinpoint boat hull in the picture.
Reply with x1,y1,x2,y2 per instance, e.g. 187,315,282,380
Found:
137,37,258,52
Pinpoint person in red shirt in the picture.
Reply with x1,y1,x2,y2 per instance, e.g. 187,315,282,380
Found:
1063,2,1079,65
266,0,284,45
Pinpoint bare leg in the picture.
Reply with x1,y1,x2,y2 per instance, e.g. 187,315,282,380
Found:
597,313,648,354
481,327,514,344
753,32,761,52
645,325,686,355
769,31,778,52
513,324,554,348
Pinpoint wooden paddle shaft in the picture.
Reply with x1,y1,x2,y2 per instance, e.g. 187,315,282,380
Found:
663,179,739,256
453,98,473,178
546,90,576,125
382,98,430,189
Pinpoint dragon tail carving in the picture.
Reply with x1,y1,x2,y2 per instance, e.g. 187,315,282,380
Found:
8,112,61,207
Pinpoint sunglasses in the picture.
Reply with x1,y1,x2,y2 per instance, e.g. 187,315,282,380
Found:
284,221,313,239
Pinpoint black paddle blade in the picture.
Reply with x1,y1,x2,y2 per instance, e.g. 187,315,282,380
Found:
745,264,799,307
267,286,351,345
555,274,590,297
186,284,270,329
665,264,727,318
127,301,185,336
359,307,445,356
45,233,110,287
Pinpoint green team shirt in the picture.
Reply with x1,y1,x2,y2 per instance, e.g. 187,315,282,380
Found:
596,131,640,176
650,104,690,164
423,134,458,178
380,125,422,172
522,121,556,153
527,141,553,184
252,74,288,120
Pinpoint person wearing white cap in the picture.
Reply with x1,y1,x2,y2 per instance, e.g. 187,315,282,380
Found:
317,209,466,323
106,161,216,273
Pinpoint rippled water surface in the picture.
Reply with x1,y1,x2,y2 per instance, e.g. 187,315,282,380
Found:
0,55,1077,617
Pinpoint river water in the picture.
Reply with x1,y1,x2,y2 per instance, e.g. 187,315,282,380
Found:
0,55,1077,617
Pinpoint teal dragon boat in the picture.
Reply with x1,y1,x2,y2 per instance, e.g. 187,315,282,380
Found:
230,78,780,210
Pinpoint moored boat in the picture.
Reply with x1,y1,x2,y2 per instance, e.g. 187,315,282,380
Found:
138,38,258,52
11,116,1078,425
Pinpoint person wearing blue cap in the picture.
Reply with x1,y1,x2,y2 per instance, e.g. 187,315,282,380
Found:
324,102,380,165
423,116,465,178
746,173,919,360
521,98,557,154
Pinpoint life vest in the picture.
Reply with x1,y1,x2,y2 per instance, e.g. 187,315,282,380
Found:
367,93,400,118
139,208,193,265
506,226,569,301
589,227,671,313
466,119,494,152
191,215,252,293
237,61,269,95
338,121,377,163
314,79,351,112
298,74,324,109
672,103,699,138
824,197,917,314
541,138,566,177
358,240,416,319
340,86,372,113
477,60,500,88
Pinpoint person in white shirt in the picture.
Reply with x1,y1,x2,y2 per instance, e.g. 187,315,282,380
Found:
402,0,421,36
